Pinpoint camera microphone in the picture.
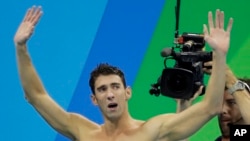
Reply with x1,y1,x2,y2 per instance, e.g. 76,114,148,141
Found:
161,48,173,57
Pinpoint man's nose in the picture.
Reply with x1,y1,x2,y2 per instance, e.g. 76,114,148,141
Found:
107,90,115,100
221,103,229,114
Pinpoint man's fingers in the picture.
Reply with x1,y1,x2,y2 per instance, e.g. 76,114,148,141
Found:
215,9,220,28
23,7,32,22
204,61,212,66
203,68,212,75
226,18,233,33
189,86,203,101
203,24,208,36
32,12,43,26
29,6,36,21
194,86,203,97
203,24,210,42
31,6,43,25
219,11,224,29
208,11,214,29
23,6,42,25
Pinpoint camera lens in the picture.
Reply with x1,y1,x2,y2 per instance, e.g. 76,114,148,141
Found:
160,68,194,99
167,73,188,93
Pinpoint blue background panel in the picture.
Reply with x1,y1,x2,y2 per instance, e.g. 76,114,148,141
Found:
0,0,108,140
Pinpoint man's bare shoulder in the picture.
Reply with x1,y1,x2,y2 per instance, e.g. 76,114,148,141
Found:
141,113,177,139
70,113,100,129
144,113,176,126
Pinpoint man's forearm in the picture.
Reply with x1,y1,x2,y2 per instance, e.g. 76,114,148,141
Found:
225,66,238,88
16,44,47,103
226,67,250,124
204,51,226,114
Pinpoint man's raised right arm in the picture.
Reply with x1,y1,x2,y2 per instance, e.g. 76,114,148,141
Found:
14,6,98,140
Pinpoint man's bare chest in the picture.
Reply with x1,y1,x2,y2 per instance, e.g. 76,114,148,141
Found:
77,130,153,141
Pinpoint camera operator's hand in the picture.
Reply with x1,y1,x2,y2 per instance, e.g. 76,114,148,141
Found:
176,86,203,113
203,61,230,75
203,9,233,54
203,61,212,75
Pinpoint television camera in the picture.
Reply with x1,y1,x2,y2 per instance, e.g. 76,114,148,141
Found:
149,0,212,99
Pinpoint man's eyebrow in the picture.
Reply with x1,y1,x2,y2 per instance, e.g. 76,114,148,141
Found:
96,85,106,90
96,83,120,90
226,99,236,102
111,82,120,86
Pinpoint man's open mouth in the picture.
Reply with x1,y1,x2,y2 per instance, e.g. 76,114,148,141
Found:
108,103,118,108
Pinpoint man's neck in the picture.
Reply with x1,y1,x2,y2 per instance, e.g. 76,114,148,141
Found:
221,135,230,141
102,113,140,136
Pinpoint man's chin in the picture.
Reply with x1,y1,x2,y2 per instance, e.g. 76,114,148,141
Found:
107,113,120,120
220,124,230,136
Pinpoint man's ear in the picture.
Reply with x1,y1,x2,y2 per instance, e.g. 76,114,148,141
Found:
91,94,98,105
125,86,132,100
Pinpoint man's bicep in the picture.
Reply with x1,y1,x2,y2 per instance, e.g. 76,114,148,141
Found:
159,103,212,140
141,114,175,141
30,93,82,139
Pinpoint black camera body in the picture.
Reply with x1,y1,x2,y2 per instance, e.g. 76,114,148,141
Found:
150,33,212,99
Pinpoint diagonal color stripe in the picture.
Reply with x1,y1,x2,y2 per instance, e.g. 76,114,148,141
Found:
55,0,165,140
54,1,109,141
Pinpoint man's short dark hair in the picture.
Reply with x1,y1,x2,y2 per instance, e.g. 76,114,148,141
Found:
89,63,126,94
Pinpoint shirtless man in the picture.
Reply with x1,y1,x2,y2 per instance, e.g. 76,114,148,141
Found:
14,6,233,141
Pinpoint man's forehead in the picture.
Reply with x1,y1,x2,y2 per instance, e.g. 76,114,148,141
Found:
95,75,122,87
223,91,234,100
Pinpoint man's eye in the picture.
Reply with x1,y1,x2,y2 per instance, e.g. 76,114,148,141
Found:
228,100,236,105
113,85,120,89
98,87,106,92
